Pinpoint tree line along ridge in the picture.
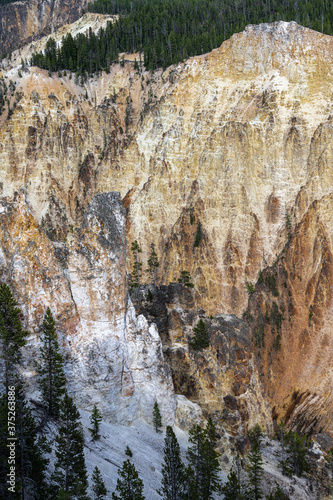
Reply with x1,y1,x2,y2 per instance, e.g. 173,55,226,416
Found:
28,0,333,74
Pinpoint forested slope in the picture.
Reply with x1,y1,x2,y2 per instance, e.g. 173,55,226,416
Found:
31,0,333,72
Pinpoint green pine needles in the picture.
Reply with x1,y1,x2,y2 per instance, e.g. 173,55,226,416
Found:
0,283,28,392
37,307,66,418
153,401,162,433
92,466,107,499
112,459,145,500
159,425,186,500
130,240,142,289
90,403,103,440
190,319,210,351
30,0,333,74
53,393,89,498
147,243,159,287
178,271,194,288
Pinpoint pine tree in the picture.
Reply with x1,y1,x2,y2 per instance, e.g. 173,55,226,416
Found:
37,307,66,417
15,380,51,499
190,319,209,351
89,403,102,440
53,393,88,498
153,401,162,433
249,424,264,451
125,445,133,457
159,425,185,500
130,240,142,289
178,271,194,288
147,243,159,287
92,466,107,499
0,283,28,393
186,421,221,500
283,431,308,477
266,483,286,499
112,459,145,500
246,444,264,500
201,418,221,499
221,469,243,499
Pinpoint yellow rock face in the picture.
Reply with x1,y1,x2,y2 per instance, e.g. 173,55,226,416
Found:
1,20,333,431
2,21,333,319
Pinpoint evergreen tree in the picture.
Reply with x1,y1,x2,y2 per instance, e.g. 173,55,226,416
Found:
283,431,308,477
246,443,264,500
37,307,66,417
112,459,145,500
266,483,286,499
52,393,88,498
194,221,202,248
190,319,209,351
92,466,107,499
201,418,221,499
186,420,221,500
221,469,243,499
147,243,159,287
178,271,194,288
125,445,133,457
249,424,264,451
13,380,51,499
0,283,28,392
159,425,185,500
89,403,102,440
130,240,142,289
153,401,162,433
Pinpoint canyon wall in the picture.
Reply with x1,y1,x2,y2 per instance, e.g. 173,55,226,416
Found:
0,0,87,55
0,20,333,433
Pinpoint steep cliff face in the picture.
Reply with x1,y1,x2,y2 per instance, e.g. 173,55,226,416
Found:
246,191,333,435
0,191,176,426
0,0,87,55
1,20,333,437
132,285,272,462
1,22,333,317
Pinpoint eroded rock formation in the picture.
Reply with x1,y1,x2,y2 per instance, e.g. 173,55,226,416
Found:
0,0,87,55
0,20,332,437
0,192,176,425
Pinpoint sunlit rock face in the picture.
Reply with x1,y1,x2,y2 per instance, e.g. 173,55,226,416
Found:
1,20,333,434
246,191,333,435
1,21,333,318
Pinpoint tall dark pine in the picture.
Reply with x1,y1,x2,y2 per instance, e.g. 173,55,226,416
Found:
130,240,142,289
190,319,209,351
147,243,159,287
92,466,107,499
37,307,66,417
201,418,221,499
221,469,243,499
186,420,221,500
247,447,264,500
52,393,88,498
153,401,162,433
159,426,185,500
16,382,50,500
0,283,28,393
89,404,102,440
112,459,145,500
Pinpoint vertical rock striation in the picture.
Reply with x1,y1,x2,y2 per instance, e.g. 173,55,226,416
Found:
0,0,88,55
